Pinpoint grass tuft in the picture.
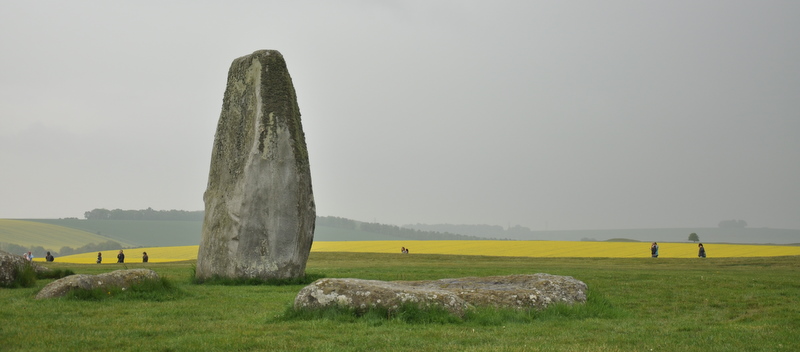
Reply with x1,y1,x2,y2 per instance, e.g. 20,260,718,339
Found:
190,265,324,286
1,263,38,288
533,290,625,321
463,306,536,326
36,268,76,280
279,290,621,326
278,302,462,325
65,277,184,301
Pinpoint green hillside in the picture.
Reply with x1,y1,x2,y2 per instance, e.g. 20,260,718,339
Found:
17,219,404,249
10,217,800,254
313,225,408,241
0,219,133,250
29,219,202,247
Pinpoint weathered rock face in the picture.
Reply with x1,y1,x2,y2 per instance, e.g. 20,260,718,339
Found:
295,278,472,316
35,269,159,299
196,50,315,281
0,250,49,287
294,274,588,317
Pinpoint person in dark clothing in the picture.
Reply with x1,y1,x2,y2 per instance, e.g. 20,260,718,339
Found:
97,252,102,264
45,252,55,262
142,252,149,263
117,250,125,263
698,243,706,258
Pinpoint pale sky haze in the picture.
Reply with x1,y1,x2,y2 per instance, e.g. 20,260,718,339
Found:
1,1,798,230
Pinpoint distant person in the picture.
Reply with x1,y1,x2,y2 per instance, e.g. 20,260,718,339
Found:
405,248,409,254
401,247,406,254
117,250,125,263
97,252,102,264
698,243,706,258
27,251,34,261
142,252,149,263
45,252,54,262
650,242,659,258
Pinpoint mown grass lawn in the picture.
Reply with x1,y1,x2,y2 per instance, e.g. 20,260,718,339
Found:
3,252,799,351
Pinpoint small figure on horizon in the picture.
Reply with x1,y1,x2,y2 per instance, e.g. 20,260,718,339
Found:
401,247,407,254
117,250,125,263
27,251,34,261
698,243,706,258
650,242,659,258
142,252,149,263
97,252,102,264
46,251,54,262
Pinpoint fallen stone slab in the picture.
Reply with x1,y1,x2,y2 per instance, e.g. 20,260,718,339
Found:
35,269,160,299
294,274,587,317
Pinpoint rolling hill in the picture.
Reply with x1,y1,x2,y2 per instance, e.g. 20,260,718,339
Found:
0,219,135,249
3,216,799,258
1,218,415,255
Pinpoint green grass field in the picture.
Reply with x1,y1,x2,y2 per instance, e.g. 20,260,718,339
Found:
26,219,202,247
0,219,135,248
9,219,399,250
2,252,798,351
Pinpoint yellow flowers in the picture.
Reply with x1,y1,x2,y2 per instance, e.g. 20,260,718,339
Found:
311,240,800,258
53,246,199,264
49,241,800,264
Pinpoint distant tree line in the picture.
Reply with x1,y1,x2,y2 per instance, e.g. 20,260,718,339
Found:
1,240,122,258
718,219,747,229
84,208,204,221
403,223,530,240
79,210,498,240
317,216,500,240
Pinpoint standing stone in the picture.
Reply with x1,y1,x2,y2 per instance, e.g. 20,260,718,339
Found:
196,50,315,281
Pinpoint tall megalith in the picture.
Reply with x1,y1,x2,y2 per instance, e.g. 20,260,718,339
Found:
196,50,315,281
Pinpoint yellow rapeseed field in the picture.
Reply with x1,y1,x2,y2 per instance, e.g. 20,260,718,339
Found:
312,241,800,258
45,246,200,264
42,241,800,264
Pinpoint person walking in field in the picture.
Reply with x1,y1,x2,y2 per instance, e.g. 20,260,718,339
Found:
698,243,706,258
651,242,659,258
117,250,125,263
96,252,102,264
142,252,149,263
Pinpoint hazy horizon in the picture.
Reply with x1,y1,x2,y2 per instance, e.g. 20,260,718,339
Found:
2,1,798,231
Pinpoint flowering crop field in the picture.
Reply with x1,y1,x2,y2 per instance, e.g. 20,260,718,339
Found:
312,240,800,258
44,241,800,264
45,246,200,264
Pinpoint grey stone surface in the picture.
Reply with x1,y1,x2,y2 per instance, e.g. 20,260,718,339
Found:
196,50,315,281
0,250,49,287
294,274,588,317
35,269,159,299
295,278,471,316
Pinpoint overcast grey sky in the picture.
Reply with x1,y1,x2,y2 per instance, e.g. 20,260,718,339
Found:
1,1,798,230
